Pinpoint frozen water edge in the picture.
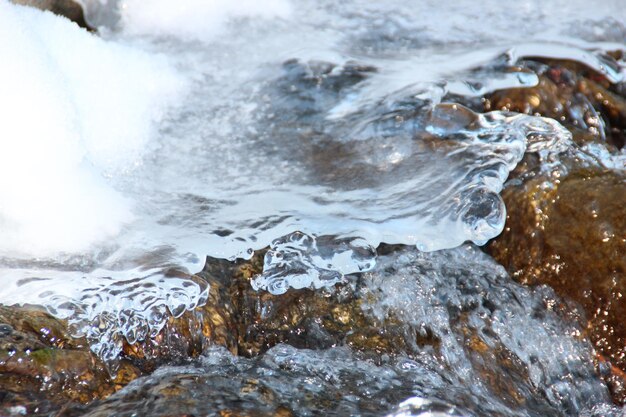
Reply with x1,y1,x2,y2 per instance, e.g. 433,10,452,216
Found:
0,266,209,362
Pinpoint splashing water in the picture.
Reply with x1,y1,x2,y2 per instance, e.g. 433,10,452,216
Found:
0,0,625,366
70,245,622,416
251,232,377,294
1,268,208,361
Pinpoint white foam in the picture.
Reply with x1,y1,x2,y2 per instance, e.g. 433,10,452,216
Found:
117,0,291,42
0,2,186,257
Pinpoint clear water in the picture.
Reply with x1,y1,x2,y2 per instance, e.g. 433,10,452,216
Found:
0,0,625,413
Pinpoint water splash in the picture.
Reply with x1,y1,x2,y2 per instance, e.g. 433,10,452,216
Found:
251,232,376,294
388,398,469,417
360,245,612,415
2,269,208,362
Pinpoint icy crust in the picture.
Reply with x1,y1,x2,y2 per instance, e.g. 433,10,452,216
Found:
201,92,573,257
251,232,377,294
248,96,571,293
0,269,208,362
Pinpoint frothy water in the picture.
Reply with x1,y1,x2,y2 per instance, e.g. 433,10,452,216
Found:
0,0,625,380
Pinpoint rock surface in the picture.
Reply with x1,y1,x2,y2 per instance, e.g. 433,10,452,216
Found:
488,166,626,399
485,58,626,150
486,57,626,403
0,305,139,416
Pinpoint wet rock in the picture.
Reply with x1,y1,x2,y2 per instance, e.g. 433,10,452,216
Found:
120,251,411,368
482,56,626,404
65,246,616,416
487,167,626,399
119,272,238,373
485,59,626,150
62,345,446,417
0,304,140,416
2,242,614,415
11,0,92,30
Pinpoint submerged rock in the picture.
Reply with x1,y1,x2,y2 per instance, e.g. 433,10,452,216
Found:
10,0,92,30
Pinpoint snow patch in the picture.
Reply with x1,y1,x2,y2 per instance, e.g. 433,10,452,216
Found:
118,0,292,42
0,2,186,256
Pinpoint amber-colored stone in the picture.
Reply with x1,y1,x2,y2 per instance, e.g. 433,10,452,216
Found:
119,249,425,371
488,167,626,395
200,253,419,359
0,305,140,415
485,59,626,150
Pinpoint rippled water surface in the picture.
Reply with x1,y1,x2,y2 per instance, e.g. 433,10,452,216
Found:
1,0,625,415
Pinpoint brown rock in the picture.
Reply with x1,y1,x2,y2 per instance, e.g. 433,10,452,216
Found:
121,252,417,369
488,167,626,395
485,59,626,399
0,304,140,415
485,59,626,150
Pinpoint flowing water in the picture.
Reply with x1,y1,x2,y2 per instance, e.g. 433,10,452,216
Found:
1,0,625,415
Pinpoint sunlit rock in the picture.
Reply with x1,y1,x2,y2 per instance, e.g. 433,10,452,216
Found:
485,58,626,150
0,305,139,415
488,166,626,401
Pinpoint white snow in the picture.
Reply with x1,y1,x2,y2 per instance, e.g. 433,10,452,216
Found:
0,2,187,256
117,0,291,42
